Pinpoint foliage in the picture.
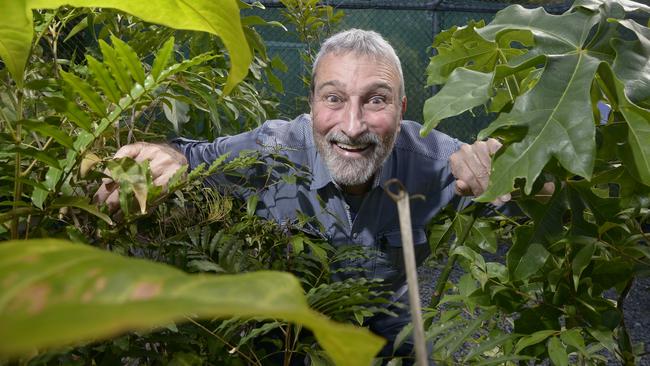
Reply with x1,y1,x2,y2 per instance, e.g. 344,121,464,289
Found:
423,0,650,364
278,0,344,113
0,0,250,93
0,3,389,365
0,238,384,365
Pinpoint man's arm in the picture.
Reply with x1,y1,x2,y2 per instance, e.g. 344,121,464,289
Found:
94,142,188,212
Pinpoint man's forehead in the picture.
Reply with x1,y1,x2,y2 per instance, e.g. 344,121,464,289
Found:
314,52,400,88
316,79,394,94
318,51,392,69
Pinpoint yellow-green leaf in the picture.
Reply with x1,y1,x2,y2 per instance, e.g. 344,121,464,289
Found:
98,39,133,94
0,0,251,94
110,35,145,86
0,239,384,365
151,36,175,81
86,55,121,104
60,70,107,117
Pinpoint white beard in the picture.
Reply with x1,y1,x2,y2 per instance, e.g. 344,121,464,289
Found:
314,129,397,187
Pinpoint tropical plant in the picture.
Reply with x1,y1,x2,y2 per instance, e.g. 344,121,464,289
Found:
422,0,650,364
277,0,344,114
0,1,385,365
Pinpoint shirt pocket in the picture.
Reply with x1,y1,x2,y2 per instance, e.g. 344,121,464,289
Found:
373,228,431,285
380,227,428,248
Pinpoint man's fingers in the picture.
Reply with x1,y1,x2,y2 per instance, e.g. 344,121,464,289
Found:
94,180,117,203
455,179,471,196
153,171,174,187
114,142,146,160
106,187,120,213
485,138,502,154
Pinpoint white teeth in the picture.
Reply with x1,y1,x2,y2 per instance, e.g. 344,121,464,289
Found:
335,142,370,150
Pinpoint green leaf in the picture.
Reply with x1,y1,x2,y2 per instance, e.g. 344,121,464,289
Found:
548,336,568,366
51,196,113,225
513,243,549,281
162,96,190,133
608,67,650,186
474,355,535,366
151,36,175,81
479,52,601,201
572,241,596,291
10,145,61,170
463,333,516,362
0,239,384,364
573,0,650,13
426,20,495,85
106,158,150,215
110,35,145,86
560,328,586,354
477,6,597,57
421,68,493,136
31,167,62,209
60,70,107,117
611,20,650,105
45,96,92,132
0,0,251,93
449,5,604,201
18,119,73,149
471,220,497,253
0,0,32,88
587,328,617,354
99,39,133,94
86,55,121,104
289,235,304,255
63,14,88,42
514,329,556,353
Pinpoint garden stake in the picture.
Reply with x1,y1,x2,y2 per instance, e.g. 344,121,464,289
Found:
385,179,427,366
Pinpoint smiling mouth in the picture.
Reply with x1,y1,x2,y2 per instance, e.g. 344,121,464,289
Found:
332,141,373,153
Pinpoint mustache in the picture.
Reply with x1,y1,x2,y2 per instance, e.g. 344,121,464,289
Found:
326,131,380,145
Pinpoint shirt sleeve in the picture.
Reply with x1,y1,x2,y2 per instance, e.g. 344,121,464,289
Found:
170,129,262,171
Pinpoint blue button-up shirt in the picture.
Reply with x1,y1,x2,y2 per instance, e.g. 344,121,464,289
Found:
173,114,463,293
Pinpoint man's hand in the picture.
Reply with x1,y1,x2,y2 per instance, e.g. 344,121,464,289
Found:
450,138,511,205
94,142,188,212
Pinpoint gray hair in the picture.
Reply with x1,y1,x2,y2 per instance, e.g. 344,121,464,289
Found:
311,29,405,100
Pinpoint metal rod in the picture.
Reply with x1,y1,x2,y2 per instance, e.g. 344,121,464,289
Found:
384,179,428,366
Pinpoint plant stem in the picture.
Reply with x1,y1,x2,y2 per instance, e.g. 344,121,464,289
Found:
616,278,635,365
11,90,25,240
283,324,292,366
22,137,54,177
430,203,485,308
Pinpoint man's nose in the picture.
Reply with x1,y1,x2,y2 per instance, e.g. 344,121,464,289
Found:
343,98,367,139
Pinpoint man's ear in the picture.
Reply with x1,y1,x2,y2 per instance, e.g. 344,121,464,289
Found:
400,96,407,119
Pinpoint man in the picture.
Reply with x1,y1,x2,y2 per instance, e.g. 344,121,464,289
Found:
95,28,504,363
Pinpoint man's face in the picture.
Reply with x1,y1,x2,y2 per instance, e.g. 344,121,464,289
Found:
310,52,406,189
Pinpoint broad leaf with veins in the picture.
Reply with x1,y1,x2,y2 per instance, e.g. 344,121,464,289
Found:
422,1,650,201
0,239,384,364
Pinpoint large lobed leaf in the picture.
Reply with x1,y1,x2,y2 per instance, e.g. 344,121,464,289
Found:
0,239,384,365
0,0,251,93
423,2,650,201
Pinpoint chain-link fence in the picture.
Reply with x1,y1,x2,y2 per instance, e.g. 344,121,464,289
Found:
245,0,573,142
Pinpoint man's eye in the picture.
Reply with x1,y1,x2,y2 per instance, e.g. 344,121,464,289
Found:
368,96,386,105
325,95,341,104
